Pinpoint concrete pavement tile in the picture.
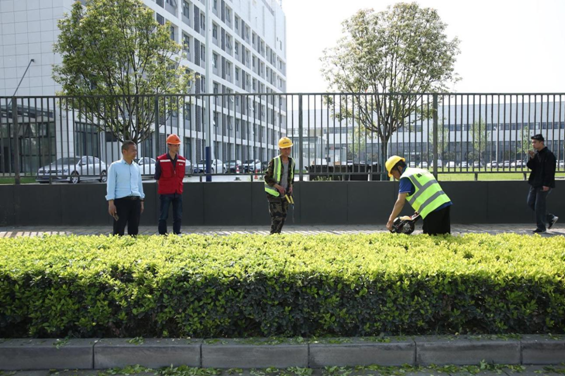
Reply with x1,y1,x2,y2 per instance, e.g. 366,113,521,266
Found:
521,335,565,365
504,365,565,375
415,336,520,366
93,338,201,369
309,337,415,367
0,338,97,371
202,338,308,369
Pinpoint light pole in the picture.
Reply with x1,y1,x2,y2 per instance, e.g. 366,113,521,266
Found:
204,0,213,181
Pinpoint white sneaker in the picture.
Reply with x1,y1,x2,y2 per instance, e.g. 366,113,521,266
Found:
548,216,559,229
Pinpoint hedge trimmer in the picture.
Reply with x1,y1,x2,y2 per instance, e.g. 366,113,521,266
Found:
390,213,421,235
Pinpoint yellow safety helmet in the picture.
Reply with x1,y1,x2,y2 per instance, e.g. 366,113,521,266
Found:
278,137,293,149
385,155,406,177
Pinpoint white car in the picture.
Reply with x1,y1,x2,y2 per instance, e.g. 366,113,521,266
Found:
243,159,262,173
510,160,526,168
446,161,456,168
194,159,225,174
136,157,156,177
418,161,429,168
36,156,107,184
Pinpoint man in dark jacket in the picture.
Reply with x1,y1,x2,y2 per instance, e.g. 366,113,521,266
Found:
527,134,558,233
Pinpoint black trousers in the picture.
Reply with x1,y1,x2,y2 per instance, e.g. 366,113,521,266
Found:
422,205,451,235
113,197,141,236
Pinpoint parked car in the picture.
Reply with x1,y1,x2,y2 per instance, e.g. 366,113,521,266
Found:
36,156,107,184
194,159,225,174
407,161,417,168
418,161,429,168
136,157,156,177
446,161,456,168
243,159,262,173
510,160,526,168
502,160,511,168
559,160,565,169
487,161,498,168
225,160,243,173
458,161,469,168
473,161,484,168
429,160,443,168
261,161,269,172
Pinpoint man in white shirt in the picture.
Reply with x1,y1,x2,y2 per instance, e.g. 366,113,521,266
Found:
106,140,145,235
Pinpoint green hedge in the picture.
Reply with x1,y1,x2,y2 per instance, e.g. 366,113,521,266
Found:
1,234,564,338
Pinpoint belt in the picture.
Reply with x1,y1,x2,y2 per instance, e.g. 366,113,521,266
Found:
118,195,140,200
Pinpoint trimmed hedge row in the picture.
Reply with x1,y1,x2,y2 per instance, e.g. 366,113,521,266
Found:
1,233,564,338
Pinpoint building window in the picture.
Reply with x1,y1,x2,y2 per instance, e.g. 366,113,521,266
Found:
183,0,190,18
213,83,218,94
183,34,190,53
200,14,205,30
201,45,205,61
212,24,217,39
212,53,217,68
235,68,239,80
234,16,239,30
156,13,165,25
234,41,239,55
170,26,176,41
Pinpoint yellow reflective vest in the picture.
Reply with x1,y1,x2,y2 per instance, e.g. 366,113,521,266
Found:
265,156,294,197
400,167,451,219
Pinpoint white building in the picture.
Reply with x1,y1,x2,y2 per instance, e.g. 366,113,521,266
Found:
0,0,287,173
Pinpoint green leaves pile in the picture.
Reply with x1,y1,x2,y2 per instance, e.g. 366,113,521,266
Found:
1,234,564,338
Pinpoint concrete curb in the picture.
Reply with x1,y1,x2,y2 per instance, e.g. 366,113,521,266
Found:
1,335,564,371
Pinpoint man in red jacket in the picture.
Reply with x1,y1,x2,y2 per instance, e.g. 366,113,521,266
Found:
154,134,186,235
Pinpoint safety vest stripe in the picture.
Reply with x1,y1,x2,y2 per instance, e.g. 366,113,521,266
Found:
406,179,439,203
417,190,448,213
161,160,171,162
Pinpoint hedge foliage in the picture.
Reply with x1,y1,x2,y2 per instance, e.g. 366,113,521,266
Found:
1,233,564,338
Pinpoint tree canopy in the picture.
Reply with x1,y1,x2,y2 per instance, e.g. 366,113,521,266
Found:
53,0,193,143
321,2,460,166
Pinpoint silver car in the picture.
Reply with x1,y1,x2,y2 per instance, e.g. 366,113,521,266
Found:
36,156,107,184
194,159,225,174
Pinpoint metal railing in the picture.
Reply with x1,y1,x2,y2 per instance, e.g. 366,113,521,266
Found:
0,93,564,184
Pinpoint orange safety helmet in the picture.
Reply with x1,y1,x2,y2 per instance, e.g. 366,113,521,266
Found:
166,134,181,145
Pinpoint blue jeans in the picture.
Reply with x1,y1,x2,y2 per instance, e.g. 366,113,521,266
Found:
159,194,183,234
527,186,554,231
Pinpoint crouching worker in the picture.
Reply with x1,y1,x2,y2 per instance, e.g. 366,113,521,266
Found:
385,155,452,235
264,137,295,234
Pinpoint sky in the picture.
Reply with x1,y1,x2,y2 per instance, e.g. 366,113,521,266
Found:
281,0,565,94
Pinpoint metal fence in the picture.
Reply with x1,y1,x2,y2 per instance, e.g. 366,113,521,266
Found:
1,93,564,184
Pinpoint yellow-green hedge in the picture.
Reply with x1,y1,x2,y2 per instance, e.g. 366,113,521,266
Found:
1,233,564,338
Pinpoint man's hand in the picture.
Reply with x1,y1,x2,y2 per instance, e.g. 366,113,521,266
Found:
386,219,394,231
141,201,145,213
108,201,117,217
542,186,550,192
288,186,293,195
275,184,285,195
528,150,535,158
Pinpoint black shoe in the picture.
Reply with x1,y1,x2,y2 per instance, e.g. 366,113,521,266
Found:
533,228,546,233
548,216,559,229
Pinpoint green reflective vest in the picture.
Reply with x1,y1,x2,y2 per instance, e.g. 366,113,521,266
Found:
400,167,451,219
265,156,294,197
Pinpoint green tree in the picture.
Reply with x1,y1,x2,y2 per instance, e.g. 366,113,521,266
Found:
469,119,489,161
53,0,193,143
321,3,460,166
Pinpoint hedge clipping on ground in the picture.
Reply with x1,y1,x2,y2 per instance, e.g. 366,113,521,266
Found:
1,234,564,338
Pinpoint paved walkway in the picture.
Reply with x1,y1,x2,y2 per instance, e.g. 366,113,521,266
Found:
0,224,564,237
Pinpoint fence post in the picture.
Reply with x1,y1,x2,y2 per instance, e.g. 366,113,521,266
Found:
298,94,303,182
432,93,438,178
12,99,21,185
154,95,159,160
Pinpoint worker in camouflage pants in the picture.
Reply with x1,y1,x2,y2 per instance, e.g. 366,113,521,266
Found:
264,137,295,234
